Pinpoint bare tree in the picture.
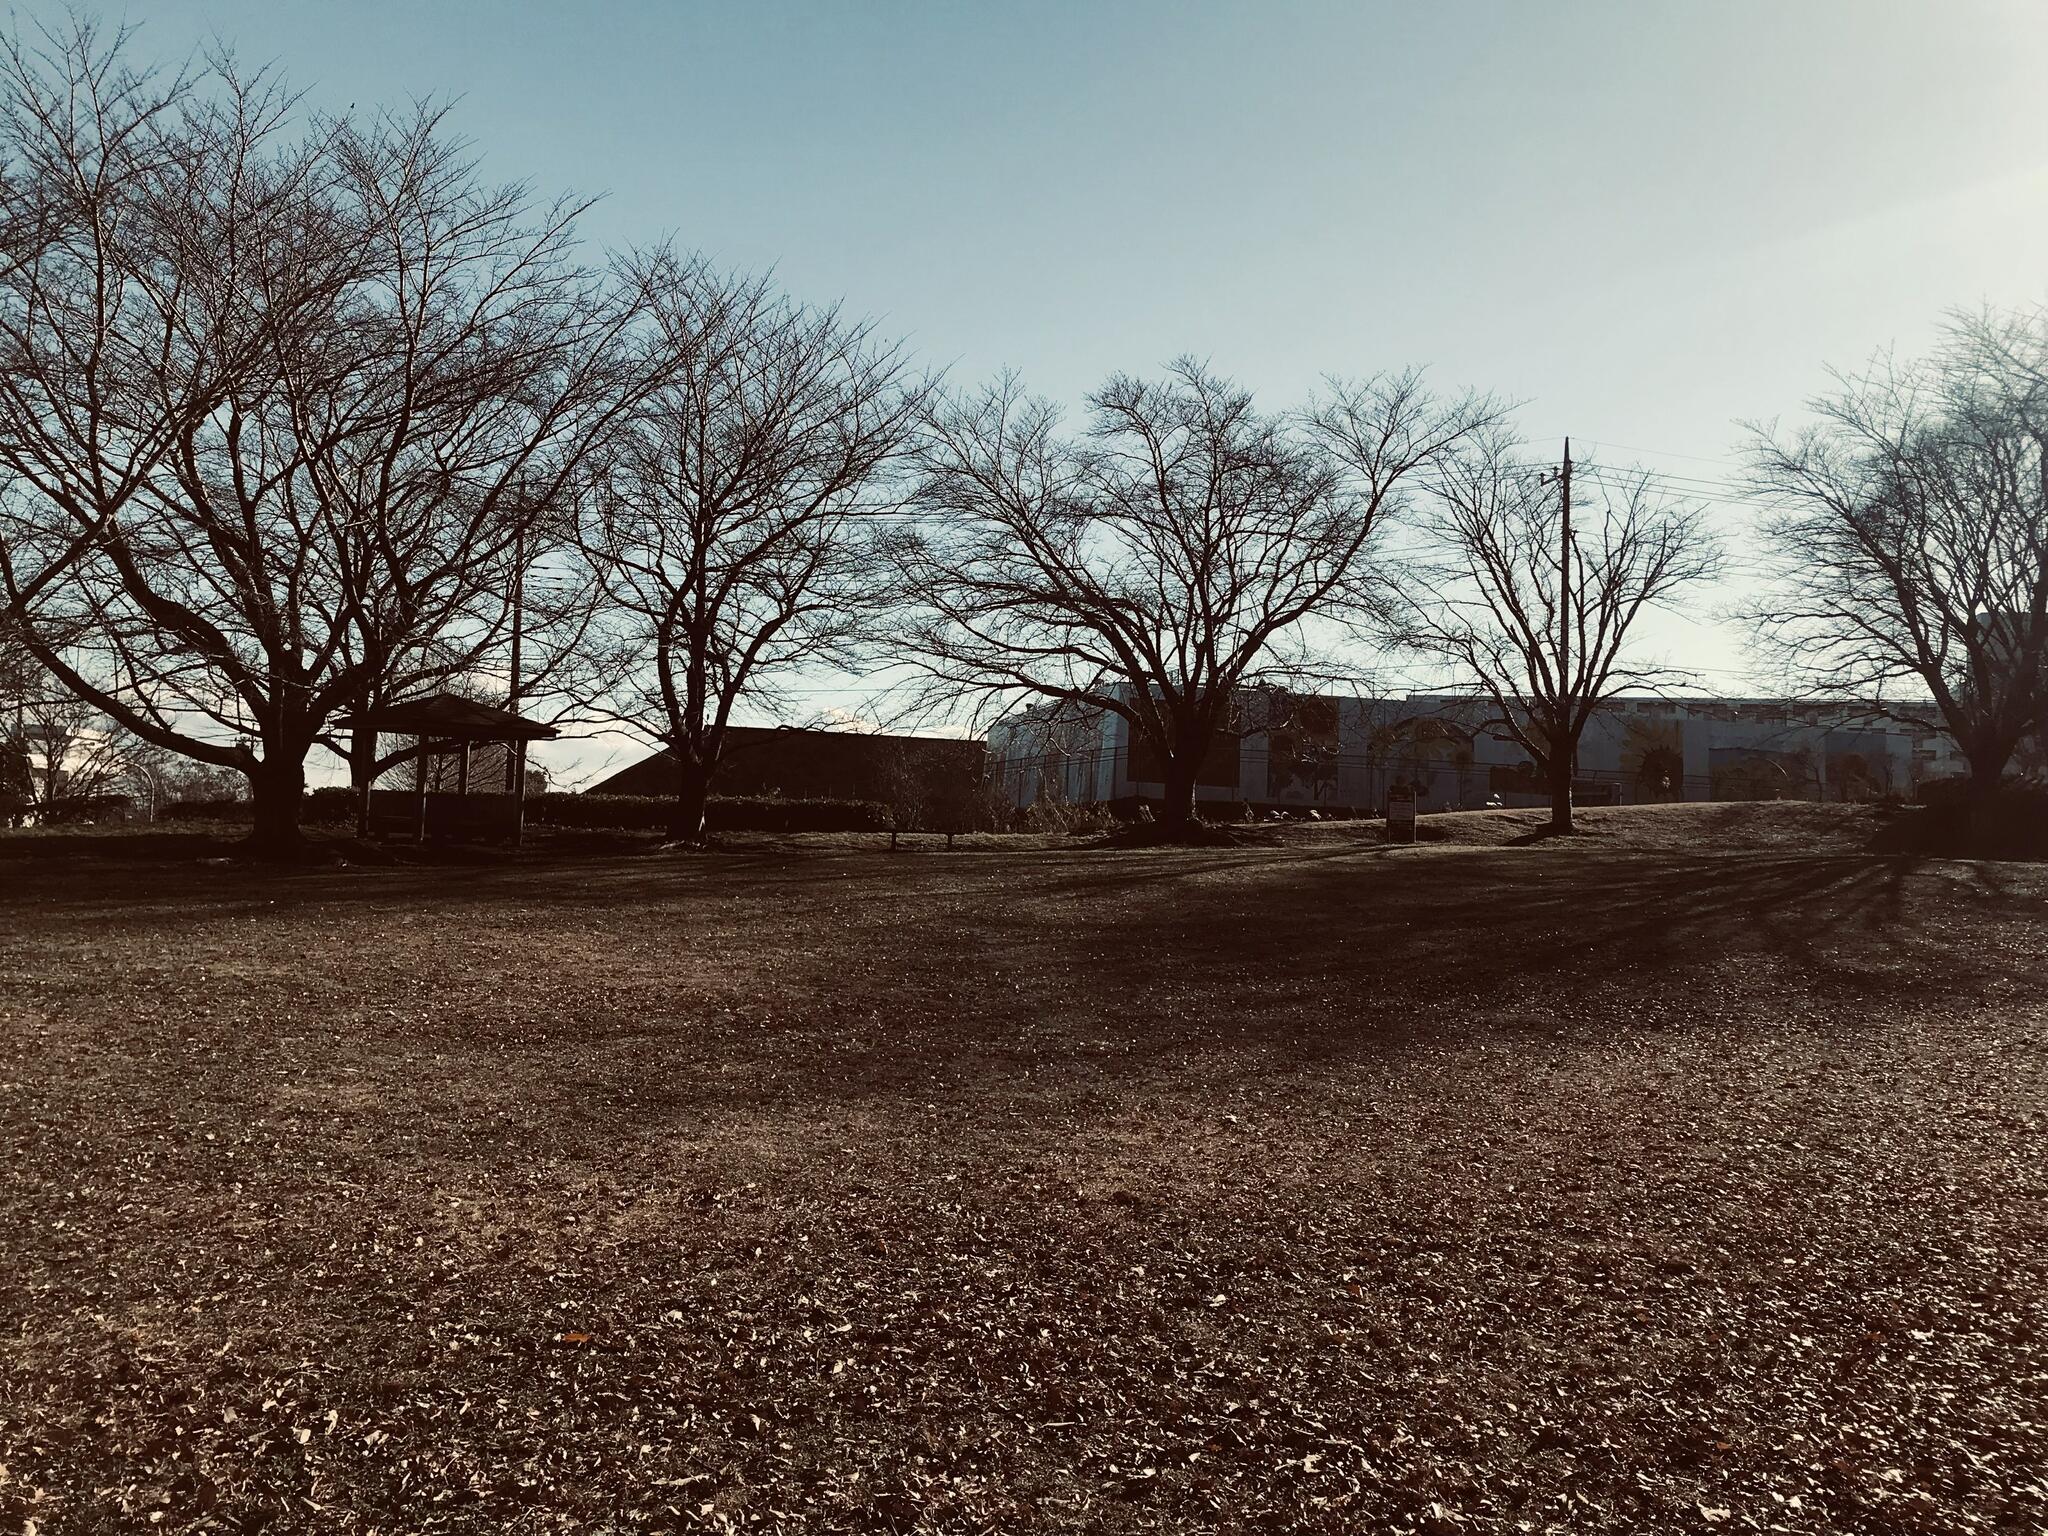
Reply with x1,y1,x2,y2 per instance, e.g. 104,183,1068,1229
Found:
0,636,169,822
291,107,649,820
2,616,43,822
12,691,158,820
1746,310,2048,810
137,748,244,809
0,30,344,854
896,360,1498,836
0,612,29,719
576,254,928,843
0,26,645,857
923,741,997,848
1401,433,1720,832
876,737,928,850
0,23,228,631
875,734,990,849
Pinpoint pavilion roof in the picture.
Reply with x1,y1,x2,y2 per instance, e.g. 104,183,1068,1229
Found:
336,691,559,741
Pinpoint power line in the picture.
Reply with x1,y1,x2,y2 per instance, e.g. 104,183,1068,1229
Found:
1559,438,1749,471
1573,462,1779,508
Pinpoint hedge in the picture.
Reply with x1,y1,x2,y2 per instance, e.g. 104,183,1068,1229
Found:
1917,773,2016,808
161,796,253,824
162,787,353,824
306,786,358,823
1913,773,2048,858
166,788,898,834
527,792,893,833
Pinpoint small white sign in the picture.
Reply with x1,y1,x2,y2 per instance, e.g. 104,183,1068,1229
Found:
1387,785,1416,842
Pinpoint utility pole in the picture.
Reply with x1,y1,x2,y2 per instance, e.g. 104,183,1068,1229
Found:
506,513,525,794
504,495,535,850
1554,438,1575,831
1559,435,1572,712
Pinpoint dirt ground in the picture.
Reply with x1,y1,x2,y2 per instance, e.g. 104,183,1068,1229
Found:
2,803,2044,1534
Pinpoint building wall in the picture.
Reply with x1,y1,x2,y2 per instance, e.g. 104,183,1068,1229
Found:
986,690,1969,814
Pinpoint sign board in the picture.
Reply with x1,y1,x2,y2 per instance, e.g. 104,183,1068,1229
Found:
1386,785,1417,843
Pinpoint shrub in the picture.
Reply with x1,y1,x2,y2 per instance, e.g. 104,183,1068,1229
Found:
33,793,137,826
1018,797,1089,834
1912,774,2048,858
1013,799,1119,836
304,786,358,824
1916,775,1973,810
707,795,892,833
165,789,356,826
161,796,252,824
1059,804,1120,836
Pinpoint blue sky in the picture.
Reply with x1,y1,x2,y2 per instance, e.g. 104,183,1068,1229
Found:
64,0,2048,780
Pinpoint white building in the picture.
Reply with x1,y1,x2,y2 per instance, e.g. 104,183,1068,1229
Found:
987,689,1969,815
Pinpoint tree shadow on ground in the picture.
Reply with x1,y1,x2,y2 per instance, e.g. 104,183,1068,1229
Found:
1505,824,1594,846
529,847,1969,1139
13,822,2038,1173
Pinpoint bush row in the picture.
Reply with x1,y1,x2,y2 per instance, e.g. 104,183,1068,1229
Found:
161,788,1373,836
164,789,900,834
526,792,894,833
163,787,356,824
1914,773,2036,808
161,795,253,823
1912,774,2048,858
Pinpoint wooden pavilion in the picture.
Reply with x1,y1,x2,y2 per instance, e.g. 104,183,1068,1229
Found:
337,692,558,847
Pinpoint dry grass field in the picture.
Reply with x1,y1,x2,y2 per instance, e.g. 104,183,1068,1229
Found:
3,803,2045,1534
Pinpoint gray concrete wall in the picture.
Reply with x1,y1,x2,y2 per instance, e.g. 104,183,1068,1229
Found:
989,690,1969,814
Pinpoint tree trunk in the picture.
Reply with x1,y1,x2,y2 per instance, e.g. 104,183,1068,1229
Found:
1548,751,1575,835
349,725,379,838
1159,758,1199,839
668,757,712,844
1967,749,2009,800
1964,745,2013,851
246,753,308,862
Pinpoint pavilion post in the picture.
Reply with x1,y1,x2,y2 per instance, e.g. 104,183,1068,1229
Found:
354,725,377,839
415,739,431,844
511,738,528,849
458,742,471,796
